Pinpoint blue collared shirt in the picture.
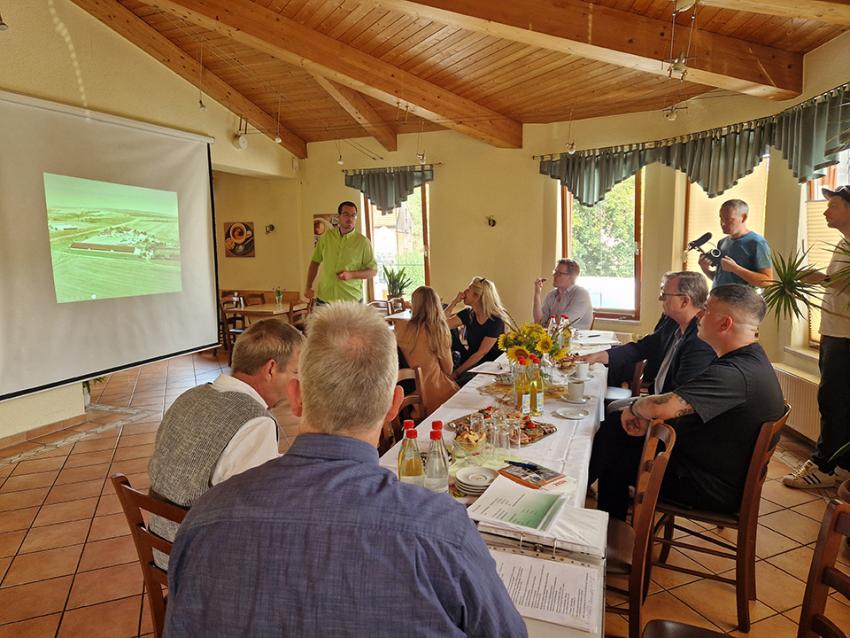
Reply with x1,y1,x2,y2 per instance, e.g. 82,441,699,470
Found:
165,433,527,637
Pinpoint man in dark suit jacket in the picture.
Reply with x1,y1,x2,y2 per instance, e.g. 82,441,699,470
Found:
586,271,716,520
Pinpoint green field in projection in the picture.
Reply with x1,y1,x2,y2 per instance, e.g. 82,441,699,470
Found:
44,174,182,303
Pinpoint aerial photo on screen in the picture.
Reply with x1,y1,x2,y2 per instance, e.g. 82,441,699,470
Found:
44,173,182,303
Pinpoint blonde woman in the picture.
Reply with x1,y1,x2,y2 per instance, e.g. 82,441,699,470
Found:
395,286,459,414
445,277,514,380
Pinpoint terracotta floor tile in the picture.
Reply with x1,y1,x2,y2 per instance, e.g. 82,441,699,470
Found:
765,545,816,582
755,524,803,559
117,433,157,448
0,575,73,624
0,465,14,481
745,561,807,612
766,457,793,480
32,497,98,527
69,421,109,433
0,557,9,582
0,613,61,638
0,470,59,493
95,492,123,517
728,611,799,638
761,480,822,508
108,457,150,476
665,532,736,575
670,577,774,631
57,595,141,638
19,519,90,554
122,472,150,491
0,442,42,458
649,548,707,590
33,430,77,445
0,506,39,533
112,443,155,461
54,463,110,486
67,562,143,608
759,498,784,516
71,438,118,455
78,535,138,572
2,544,83,587
119,423,159,436
27,444,74,459
63,450,114,469
790,498,829,523
10,457,66,477
759,509,823,545
0,488,49,513
45,479,105,505
0,530,25,558
640,589,725,632
88,513,131,541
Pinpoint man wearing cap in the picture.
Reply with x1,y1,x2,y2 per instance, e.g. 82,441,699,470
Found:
784,185,850,489
305,201,377,304
699,199,773,288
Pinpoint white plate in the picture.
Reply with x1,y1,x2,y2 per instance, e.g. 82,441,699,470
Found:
562,395,591,404
455,466,498,488
554,407,590,419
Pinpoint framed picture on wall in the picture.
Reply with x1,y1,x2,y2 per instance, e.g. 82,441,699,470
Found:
224,221,255,258
313,214,338,246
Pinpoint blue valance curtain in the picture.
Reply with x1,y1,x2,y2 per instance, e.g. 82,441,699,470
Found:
539,84,850,206
344,164,435,213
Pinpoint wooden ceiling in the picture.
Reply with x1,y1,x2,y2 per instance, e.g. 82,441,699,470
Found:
70,0,848,158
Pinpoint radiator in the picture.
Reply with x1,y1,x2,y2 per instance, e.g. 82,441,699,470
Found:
774,365,820,442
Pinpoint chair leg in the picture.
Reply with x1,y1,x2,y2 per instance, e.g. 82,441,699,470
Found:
735,538,752,632
629,597,642,638
657,514,674,564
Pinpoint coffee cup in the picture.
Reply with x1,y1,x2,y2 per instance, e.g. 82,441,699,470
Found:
568,380,585,401
575,361,590,380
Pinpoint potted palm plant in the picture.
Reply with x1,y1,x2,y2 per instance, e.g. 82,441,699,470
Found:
382,265,413,300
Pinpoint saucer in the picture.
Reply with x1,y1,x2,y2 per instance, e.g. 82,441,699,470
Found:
456,466,498,489
554,407,590,419
563,395,591,404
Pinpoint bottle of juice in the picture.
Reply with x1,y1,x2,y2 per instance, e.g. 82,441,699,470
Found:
515,357,531,415
424,430,449,494
529,356,544,416
398,428,424,486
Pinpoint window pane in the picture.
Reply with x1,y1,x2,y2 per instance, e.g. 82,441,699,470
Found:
570,176,636,311
370,188,426,300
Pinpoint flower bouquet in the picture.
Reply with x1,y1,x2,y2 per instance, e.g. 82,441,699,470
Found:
498,322,570,363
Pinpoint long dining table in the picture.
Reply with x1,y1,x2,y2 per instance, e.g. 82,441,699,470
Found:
379,357,609,638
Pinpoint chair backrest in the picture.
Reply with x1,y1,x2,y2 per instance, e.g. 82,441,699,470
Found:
798,499,850,638
630,422,676,604
630,359,647,397
369,300,390,316
380,367,427,452
111,473,187,638
242,292,266,306
281,290,301,304
738,404,791,528
388,297,405,313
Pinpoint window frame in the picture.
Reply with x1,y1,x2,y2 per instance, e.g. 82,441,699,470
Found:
363,184,431,302
559,172,643,320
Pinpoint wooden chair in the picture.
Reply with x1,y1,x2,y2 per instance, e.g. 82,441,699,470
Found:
369,300,391,316
649,405,792,632
388,296,406,313
606,358,647,401
242,292,267,306
641,620,724,638
281,290,312,330
606,421,677,638
111,473,187,638
798,499,850,638
218,294,245,359
380,367,426,454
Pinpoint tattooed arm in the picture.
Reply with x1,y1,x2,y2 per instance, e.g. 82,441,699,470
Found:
620,392,694,437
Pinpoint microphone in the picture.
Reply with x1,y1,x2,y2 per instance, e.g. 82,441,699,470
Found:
687,232,712,250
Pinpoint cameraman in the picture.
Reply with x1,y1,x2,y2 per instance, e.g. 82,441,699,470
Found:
699,199,773,288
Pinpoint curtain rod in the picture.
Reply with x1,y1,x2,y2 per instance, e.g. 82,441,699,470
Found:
341,162,442,174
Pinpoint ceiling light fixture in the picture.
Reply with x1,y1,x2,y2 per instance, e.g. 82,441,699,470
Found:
233,117,249,150
564,109,576,155
674,0,696,12
197,43,206,111
0,10,8,31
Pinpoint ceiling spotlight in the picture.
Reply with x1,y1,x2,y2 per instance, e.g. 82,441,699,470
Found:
233,132,248,150
663,106,679,122
416,151,426,164
0,10,7,31
198,98,206,112
336,154,344,166
274,135,282,144
674,0,696,12
566,141,576,155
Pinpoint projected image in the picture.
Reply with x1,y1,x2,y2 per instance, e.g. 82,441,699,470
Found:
44,173,182,303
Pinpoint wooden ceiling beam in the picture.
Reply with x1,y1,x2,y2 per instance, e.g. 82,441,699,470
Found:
699,0,850,27
380,0,803,100
68,0,307,158
310,75,398,151
136,0,523,148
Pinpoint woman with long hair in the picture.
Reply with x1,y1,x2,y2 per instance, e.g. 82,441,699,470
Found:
394,286,459,414
445,277,515,380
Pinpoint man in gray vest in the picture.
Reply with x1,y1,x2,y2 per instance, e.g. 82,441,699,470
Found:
148,318,303,566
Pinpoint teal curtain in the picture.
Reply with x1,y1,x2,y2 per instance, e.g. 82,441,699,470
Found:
540,84,850,206
344,165,434,213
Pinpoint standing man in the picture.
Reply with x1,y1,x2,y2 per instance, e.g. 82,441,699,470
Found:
305,200,377,304
699,199,773,287
784,185,850,489
532,258,593,329
164,303,527,636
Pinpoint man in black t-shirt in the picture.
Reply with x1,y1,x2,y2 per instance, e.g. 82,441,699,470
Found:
598,285,784,520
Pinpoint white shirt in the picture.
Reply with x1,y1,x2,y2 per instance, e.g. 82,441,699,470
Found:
819,236,850,338
209,374,280,485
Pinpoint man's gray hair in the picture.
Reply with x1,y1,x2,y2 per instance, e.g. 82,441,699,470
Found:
556,258,580,276
300,302,398,434
710,284,766,331
231,319,303,375
664,271,709,309
721,199,749,217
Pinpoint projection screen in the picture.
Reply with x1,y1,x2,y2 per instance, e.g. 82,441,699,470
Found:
0,90,218,401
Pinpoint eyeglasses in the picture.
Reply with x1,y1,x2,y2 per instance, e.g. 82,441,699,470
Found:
553,270,570,276
658,292,688,300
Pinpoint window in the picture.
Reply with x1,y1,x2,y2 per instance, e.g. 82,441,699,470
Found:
805,150,849,345
363,185,430,301
560,172,642,319
683,158,769,274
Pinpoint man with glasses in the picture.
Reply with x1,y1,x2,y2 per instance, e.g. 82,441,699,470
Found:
305,201,377,304
532,258,593,329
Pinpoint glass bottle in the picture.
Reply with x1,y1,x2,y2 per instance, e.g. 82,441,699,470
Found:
529,356,544,416
546,315,557,337
514,357,531,415
398,428,424,486
424,430,449,494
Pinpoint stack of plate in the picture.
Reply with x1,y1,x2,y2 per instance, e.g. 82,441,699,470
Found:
454,466,498,496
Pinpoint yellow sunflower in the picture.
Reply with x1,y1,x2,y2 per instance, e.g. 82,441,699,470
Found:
536,334,554,354
506,346,530,362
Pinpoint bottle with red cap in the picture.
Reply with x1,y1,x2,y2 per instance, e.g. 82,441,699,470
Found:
424,426,449,494
397,426,424,486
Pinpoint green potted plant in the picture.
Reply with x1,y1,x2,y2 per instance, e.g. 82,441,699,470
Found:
382,265,413,300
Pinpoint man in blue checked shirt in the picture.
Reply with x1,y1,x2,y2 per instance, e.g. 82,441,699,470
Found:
164,302,526,638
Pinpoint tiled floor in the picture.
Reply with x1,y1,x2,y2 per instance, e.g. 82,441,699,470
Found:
0,351,848,637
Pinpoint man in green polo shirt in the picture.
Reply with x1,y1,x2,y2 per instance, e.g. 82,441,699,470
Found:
305,201,377,304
